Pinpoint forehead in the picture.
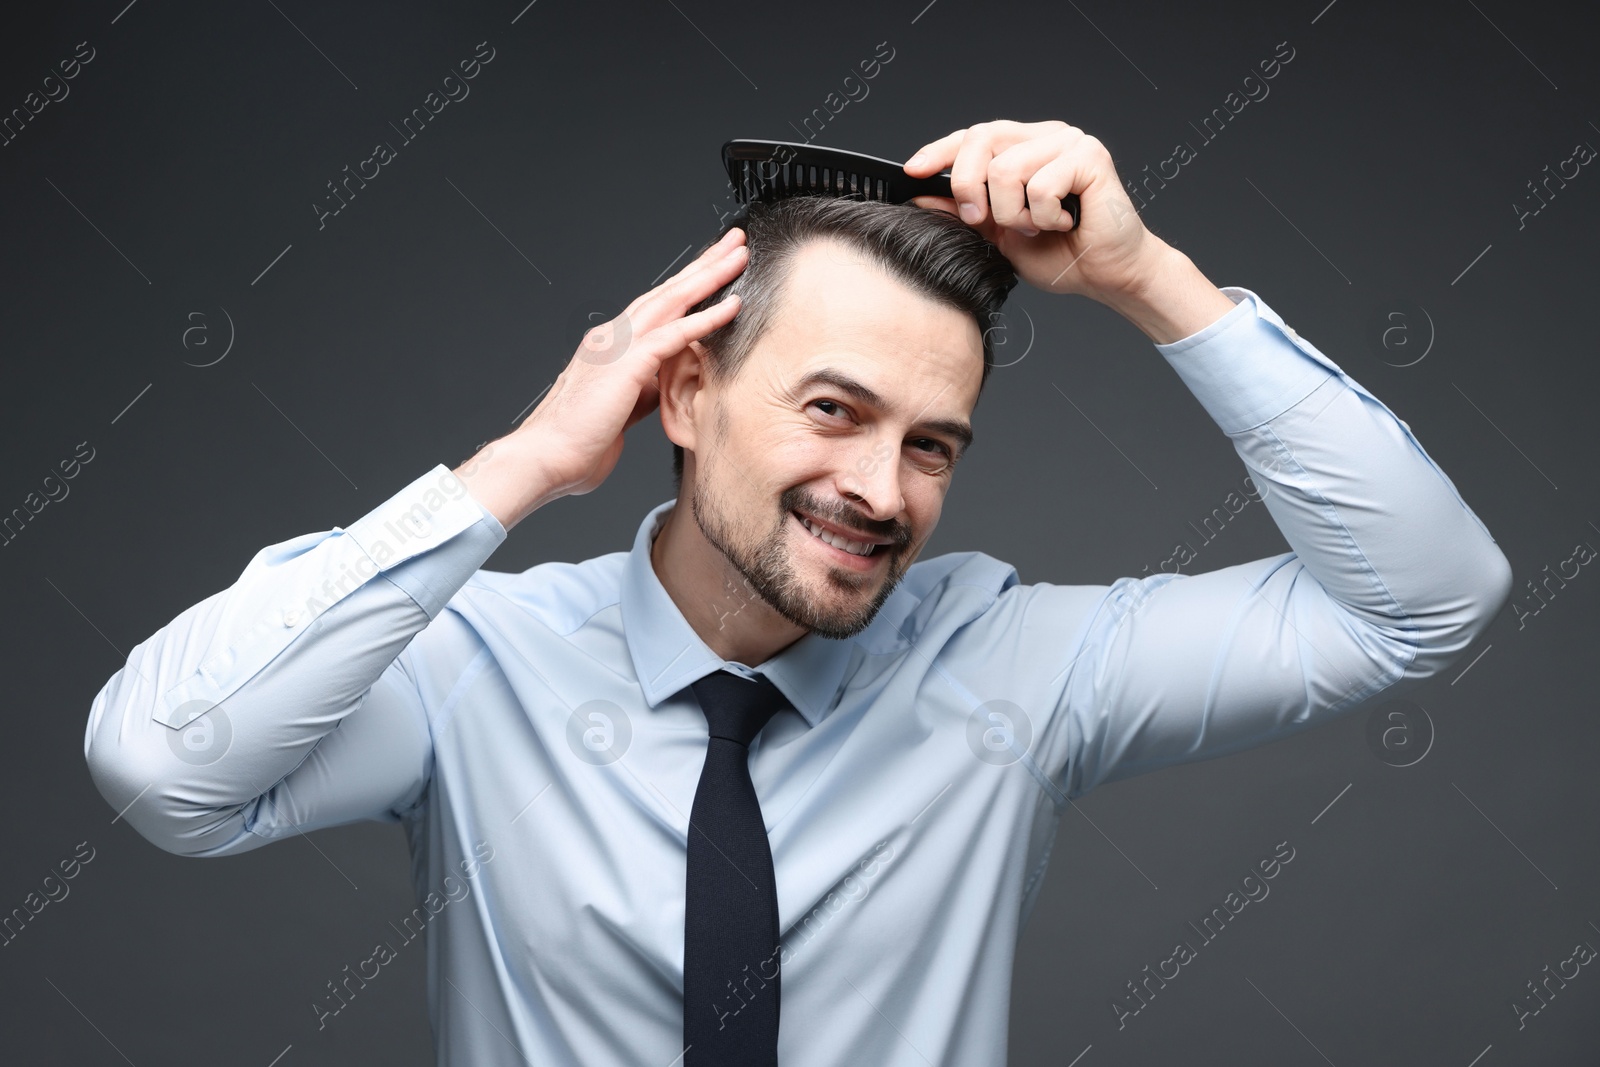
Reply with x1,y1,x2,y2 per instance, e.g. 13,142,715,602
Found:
755,238,984,406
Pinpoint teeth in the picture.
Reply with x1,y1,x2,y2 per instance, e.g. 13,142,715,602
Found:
800,514,875,556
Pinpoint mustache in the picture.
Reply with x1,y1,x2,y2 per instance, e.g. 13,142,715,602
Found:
782,489,911,548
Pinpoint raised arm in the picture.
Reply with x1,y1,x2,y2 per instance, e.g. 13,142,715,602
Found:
902,119,1512,797
1045,279,1509,796
83,228,753,856
82,465,507,856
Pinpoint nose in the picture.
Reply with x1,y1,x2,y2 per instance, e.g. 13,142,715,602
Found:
835,436,905,524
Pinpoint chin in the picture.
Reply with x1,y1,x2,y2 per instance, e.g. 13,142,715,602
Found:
785,548,907,639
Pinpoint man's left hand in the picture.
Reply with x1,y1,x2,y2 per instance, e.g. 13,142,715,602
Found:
904,119,1160,304
908,122,1228,347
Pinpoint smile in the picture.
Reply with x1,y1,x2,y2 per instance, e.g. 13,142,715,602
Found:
791,510,888,560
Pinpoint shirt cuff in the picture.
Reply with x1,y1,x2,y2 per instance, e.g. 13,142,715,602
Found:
348,464,508,617
1154,286,1342,435
155,464,506,729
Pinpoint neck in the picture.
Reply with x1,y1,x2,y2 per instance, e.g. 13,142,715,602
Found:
650,501,808,667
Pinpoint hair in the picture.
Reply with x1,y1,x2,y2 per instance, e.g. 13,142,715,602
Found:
671,194,1018,492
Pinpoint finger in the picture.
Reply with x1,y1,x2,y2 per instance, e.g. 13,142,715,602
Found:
910,119,1073,179
947,122,1036,225
909,194,958,215
1023,146,1097,230
987,131,1080,230
631,228,745,314
669,227,746,288
634,291,743,370
702,225,744,255
948,124,1000,226
903,129,966,175
952,121,1075,228
594,252,734,371
648,241,746,322
631,242,747,330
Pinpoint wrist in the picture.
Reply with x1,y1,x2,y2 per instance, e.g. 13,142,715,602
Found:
1098,242,1236,346
454,428,562,532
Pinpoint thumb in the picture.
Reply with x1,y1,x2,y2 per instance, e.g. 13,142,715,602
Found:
909,194,958,215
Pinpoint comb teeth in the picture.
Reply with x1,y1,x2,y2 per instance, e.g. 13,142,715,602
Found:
734,155,889,204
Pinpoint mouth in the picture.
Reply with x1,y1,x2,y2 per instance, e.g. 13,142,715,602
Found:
791,509,891,569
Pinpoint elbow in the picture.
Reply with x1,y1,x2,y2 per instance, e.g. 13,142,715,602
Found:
84,737,186,857
85,742,168,853
1480,544,1516,635
84,712,252,859
1401,542,1515,680
83,644,264,859
1450,542,1514,650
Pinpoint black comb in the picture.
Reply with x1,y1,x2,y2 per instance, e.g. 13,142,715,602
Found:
722,138,1081,230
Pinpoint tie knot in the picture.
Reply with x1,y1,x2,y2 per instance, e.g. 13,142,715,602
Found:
689,669,788,747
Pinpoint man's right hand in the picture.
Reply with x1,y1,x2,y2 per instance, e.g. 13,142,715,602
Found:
455,227,748,530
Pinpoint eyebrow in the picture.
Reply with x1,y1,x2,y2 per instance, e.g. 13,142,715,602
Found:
792,367,975,457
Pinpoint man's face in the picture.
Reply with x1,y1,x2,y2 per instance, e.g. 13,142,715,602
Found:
687,237,984,640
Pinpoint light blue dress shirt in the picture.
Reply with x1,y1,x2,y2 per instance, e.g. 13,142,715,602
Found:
84,287,1512,1065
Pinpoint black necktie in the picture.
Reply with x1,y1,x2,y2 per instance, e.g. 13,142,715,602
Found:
683,669,788,1066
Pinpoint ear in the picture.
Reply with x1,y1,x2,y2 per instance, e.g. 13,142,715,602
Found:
657,338,709,455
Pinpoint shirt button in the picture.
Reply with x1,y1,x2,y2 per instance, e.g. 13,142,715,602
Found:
283,608,301,627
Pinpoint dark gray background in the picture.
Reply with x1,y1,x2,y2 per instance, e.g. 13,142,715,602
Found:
3,0,1596,1063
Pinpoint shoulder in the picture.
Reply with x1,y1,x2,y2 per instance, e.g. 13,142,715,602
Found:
903,548,1020,600
443,549,630,637
853,549,1018,654
856,549,1124,657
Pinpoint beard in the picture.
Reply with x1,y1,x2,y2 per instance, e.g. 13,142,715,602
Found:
687,473,913,641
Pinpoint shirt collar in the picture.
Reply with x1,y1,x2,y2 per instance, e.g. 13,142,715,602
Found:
619,497,857,727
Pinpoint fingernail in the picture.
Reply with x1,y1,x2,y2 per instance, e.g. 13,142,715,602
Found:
959,201,982,224
1018,225,1039,237
907,151,926,164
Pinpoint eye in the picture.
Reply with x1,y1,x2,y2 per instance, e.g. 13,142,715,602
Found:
810,399,848,420
909,438,954,473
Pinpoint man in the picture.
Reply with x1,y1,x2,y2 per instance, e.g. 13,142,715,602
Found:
84,120,1512,1065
